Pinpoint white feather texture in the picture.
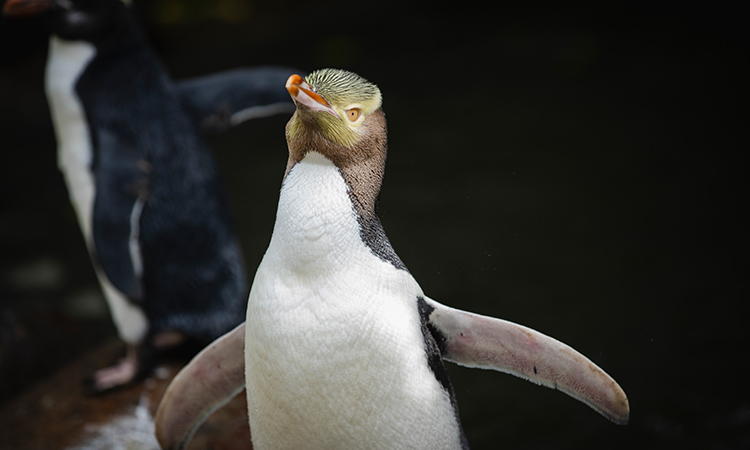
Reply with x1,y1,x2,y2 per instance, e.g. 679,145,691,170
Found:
245,152,464,450
45,36,96,235
44,36,147,344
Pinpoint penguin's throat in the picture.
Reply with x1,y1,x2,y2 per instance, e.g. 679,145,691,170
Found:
269,153,366,271
287,110,360,152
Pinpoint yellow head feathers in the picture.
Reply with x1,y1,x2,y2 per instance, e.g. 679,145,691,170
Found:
304,69,382,115
286,69,382,147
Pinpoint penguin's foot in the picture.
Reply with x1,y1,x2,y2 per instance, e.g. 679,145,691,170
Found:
83,333,191,395
84,346,140,394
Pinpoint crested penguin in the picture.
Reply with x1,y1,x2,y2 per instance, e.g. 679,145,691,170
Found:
155,69,629,449
2,0,297,392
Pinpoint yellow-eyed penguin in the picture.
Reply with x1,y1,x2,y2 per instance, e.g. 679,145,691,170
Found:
155,69,629,449
2,0,297,393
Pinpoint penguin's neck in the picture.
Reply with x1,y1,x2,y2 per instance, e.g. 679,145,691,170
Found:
285,109,388,224
280,111,406,271
45,36,97,237
267,152,370,276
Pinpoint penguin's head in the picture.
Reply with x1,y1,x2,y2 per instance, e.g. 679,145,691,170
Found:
2,0,130,42
284,68,389,216
286,68,385,153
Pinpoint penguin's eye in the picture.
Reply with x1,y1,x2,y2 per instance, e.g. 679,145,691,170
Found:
346,108,361,122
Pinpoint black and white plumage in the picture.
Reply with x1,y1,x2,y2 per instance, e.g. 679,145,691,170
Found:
2,0,298,392
155,69,629,449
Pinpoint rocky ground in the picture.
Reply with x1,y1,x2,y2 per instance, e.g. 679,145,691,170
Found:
0,339,251,450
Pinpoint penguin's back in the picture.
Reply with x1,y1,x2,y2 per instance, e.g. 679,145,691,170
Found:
75,34,247,340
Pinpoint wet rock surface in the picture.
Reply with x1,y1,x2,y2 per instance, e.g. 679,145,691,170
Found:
0,341,251,450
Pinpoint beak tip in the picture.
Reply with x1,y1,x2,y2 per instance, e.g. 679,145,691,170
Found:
285,74,303,89
285,74,304,100
284,74,336,117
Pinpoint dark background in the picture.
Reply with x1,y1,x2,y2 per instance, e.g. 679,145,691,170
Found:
1,1,747,449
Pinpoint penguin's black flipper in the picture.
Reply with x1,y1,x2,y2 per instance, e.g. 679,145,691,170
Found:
92,127,150,302
176,66,299,134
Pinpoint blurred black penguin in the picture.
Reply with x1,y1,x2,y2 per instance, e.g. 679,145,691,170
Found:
2,0,296,392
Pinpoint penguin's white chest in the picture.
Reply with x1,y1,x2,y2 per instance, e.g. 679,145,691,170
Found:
44,36,147,345
244,153,463,450
45,36,96,237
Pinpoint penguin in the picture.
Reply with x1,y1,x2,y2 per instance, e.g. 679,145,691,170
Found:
155,69,629,449
2,0,298,393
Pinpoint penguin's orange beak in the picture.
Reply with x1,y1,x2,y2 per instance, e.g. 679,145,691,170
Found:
285,74,340,118
2,0,56,17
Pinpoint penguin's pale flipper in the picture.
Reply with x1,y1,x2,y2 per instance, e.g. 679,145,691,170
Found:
423,297,630,425
92,129,150,301
176,67,298,134
155,322,246,450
